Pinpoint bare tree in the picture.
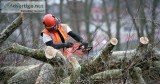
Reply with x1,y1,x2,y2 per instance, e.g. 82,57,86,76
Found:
102,0,112,39
115,0,121,50
59,0,64,21
150,0,159,44
67,0,81,34
84,0,93,45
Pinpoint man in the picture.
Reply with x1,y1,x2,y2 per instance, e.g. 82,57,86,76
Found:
41,14,88,59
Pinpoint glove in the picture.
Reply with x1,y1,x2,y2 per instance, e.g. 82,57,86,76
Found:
81,41,88,48
65,42,73,48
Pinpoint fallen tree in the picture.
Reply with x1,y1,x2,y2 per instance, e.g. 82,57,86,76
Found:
1,36,159,83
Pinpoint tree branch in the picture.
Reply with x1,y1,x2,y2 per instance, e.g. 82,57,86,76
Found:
0,13,23,46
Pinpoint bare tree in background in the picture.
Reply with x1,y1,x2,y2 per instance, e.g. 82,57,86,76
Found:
150,0,159,44
84,0,93,45
102,0,112,39
45,0,48,14
59,0,64,21
125,0,141,38
29,14,36,47
67,0,81,34
115,0,121,50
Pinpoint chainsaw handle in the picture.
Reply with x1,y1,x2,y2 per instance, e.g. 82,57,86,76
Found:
72,43,92,53
72,44,82,53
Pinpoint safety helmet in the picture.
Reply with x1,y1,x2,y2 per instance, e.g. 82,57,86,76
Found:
43,14,58,29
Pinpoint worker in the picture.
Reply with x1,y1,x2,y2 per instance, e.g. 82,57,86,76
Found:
41,14,88,59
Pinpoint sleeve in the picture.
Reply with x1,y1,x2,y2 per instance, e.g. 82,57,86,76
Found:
68,31,83,42
61,24,83,42
61,24,72,33
42,33,52,43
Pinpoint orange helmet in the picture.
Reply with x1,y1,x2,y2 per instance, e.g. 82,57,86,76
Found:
43,14,57,28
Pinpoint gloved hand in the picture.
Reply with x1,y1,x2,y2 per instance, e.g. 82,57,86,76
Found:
81,41,88,48
65,42,73,48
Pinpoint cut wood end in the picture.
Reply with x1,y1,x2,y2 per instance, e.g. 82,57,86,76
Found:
140,37,149,44
44,46,58,59
110,38,118,45
69,57,79,66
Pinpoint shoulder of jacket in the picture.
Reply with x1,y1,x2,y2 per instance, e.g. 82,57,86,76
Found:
60,24,69,28
42,29,50,35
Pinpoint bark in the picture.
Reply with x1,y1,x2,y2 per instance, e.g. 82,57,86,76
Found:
7,43,67,66
93,38,118,63
153,61,160,68
69,57,81,84
35,63,55,84
0,66,28,81
61,57,81,84
90,69,122,80
7,64,43,84
0,13,23,46
81,38,118,75
130,67,146,84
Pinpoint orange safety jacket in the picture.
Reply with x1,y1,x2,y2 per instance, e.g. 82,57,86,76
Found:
42,24,68,43
42,24,82,59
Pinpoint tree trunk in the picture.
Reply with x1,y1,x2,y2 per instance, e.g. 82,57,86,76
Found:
7,64,43,84
115,0,121,50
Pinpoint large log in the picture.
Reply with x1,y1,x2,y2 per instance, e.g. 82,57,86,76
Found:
7,43,67,66
0,13,23,46
35,63,55,84
0,66,28,81
61,57,81,84
69,57,81,84
90,69,122,80
7,63,43,84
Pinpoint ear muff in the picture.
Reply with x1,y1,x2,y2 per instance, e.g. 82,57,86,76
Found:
52,15,59,25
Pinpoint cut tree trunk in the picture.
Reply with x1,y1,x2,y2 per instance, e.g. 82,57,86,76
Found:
81,38,118,75
0,66,29,81
61,57,81,84
35,63,55,84
7,43,67,66
7,63,43,84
